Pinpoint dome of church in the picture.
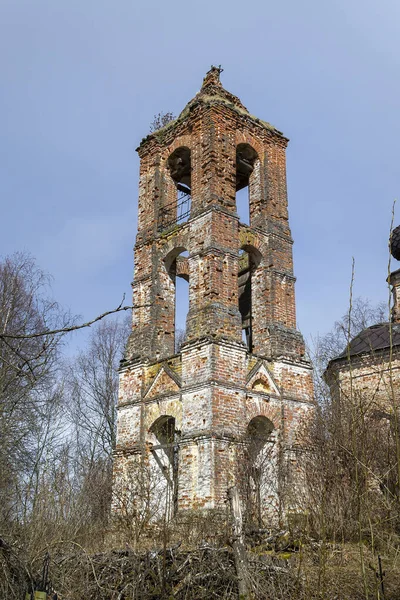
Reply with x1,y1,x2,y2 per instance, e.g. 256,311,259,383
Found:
390,225,400,261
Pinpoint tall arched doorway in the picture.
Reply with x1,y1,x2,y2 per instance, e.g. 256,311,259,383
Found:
149,415,180,517
245,416,277,527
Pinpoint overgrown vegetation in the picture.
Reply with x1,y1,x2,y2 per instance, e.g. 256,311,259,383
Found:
1,253,400,599
149,112,175,133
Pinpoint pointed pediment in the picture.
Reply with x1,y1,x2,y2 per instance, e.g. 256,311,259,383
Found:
144,365,181,399
246,361,280,396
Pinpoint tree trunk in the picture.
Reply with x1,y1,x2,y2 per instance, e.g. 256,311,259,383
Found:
228,486,250,599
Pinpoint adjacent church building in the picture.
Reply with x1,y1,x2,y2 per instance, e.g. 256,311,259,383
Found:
112,67,315,522
326,230,400,440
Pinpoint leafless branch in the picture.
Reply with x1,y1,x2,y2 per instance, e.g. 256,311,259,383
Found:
0,298,149,340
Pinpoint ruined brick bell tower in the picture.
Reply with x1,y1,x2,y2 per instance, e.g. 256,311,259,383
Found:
113,67,314,519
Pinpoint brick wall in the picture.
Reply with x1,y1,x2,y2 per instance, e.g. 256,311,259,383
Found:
327,349,400,415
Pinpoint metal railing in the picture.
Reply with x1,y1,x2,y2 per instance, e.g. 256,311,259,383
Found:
158,186,191,232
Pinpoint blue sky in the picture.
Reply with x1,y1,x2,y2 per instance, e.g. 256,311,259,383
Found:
1,0,400,350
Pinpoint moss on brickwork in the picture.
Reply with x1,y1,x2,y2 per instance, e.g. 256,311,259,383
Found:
159,223,181,239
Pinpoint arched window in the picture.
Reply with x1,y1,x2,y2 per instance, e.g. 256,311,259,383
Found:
174,251,189,352
235,144,258,225
159,147,192,231
238,245,262,351
164,248,190,353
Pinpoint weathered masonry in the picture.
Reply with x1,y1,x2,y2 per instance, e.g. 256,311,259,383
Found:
113,67,314,520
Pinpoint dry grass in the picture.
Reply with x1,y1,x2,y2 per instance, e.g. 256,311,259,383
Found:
4,524,400,600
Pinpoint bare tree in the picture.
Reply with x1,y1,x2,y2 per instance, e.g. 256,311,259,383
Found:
310,296,386,405
0,252,70,527
174,327,186,353
0,252,143,555
67,317,130,461
302,297,400,542
61,317,130,540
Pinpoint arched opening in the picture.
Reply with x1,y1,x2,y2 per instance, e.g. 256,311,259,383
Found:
160,147,191,231
235,144,258,225
245,416,277,527
248,416,274,453
164,248,189,353
238,245,262,351
174,251,189,352
149,415,180,516
167,146,191,190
